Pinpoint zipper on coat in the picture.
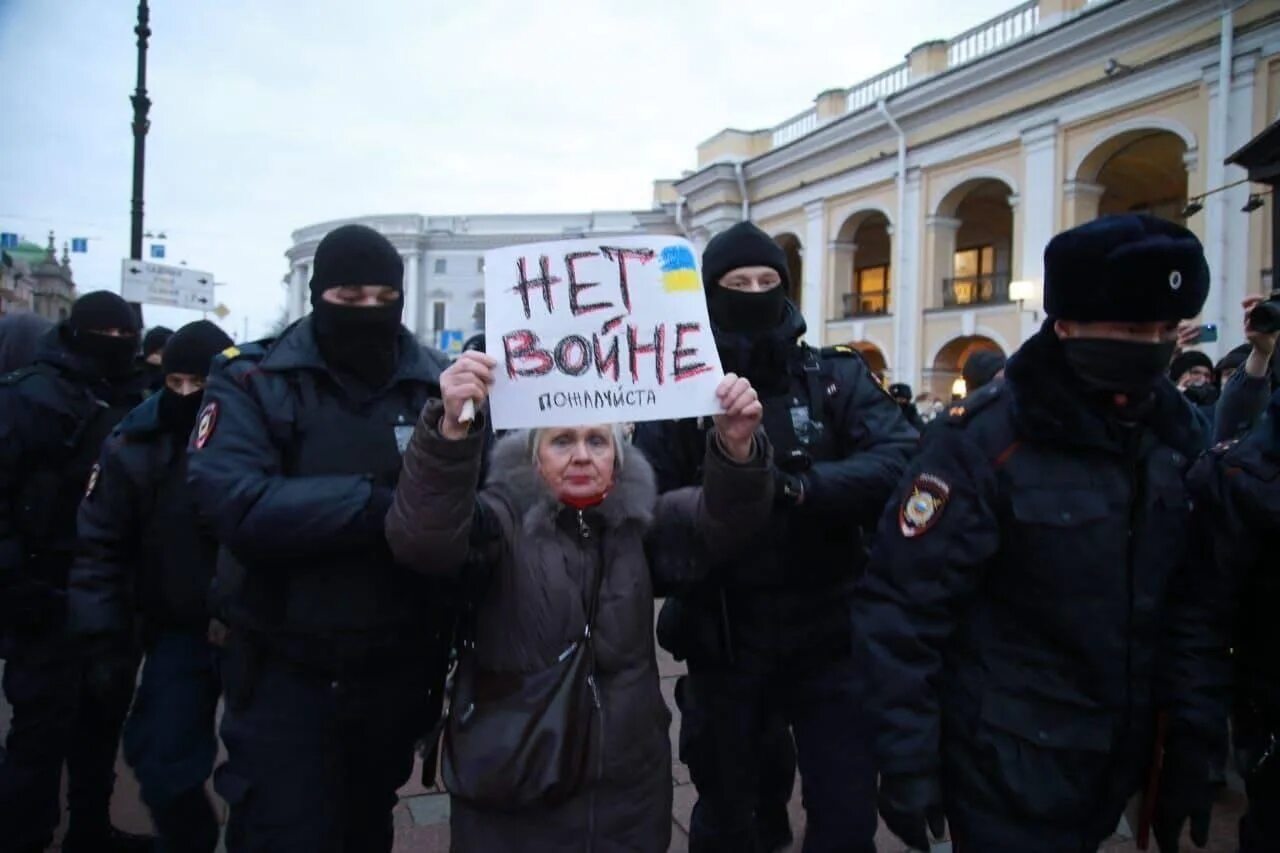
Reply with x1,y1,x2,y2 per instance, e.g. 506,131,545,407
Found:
576,506,603,852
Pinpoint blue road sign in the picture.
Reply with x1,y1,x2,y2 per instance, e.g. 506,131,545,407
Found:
71,238,88,253
150,244,165,259
0,233,17,249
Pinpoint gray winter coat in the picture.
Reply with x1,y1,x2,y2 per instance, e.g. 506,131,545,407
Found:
386,402,773,852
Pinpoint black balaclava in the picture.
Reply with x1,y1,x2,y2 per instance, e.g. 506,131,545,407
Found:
158,320,233,435
142,326,174,360
700,223,795,394
701,222,790,336
67,290,141,379
309,224,404,387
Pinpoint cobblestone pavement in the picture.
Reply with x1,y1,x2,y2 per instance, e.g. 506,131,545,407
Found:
2,652,1249,853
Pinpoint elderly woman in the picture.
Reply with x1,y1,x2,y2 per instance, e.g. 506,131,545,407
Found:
385,351,773,852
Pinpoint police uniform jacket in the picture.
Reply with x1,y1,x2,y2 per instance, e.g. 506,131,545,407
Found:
0,329,143,628
186,317,452,670
853,325,1230,838
68,392,216,643
635,305,917,664
1190,390,1280,746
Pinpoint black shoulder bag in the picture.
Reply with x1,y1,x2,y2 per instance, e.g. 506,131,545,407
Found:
442,522,604,811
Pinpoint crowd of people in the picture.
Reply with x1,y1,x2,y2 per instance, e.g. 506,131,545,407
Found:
0,214,1277,853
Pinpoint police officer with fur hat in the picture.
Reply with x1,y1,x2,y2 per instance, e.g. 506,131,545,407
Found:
187,224,454,851
853,214,1230,851
0,290,153,853
69,320,234,853
635,221,916,852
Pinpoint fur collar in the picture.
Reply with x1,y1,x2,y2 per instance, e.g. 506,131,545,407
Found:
485,430,658,535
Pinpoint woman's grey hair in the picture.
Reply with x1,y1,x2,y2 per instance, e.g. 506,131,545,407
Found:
527,423,629,470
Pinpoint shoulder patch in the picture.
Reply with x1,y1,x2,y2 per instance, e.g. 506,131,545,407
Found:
820,345,859,359
1210,438,1239,455
221,345,241,360
899,473,950,538
945,382,1004,426
193,401,218,450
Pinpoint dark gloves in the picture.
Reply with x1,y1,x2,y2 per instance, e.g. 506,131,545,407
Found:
773,468,805,508
878,771,946,851
81,636,138,711
1153,736,1216,851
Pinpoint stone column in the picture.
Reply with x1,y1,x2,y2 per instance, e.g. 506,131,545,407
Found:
896,169,924,387
1019,121,1058,287
830,241,857,319
1063,180,1105,227
1219,51,1260,358
290,263,307,321
925,215,962,310
403,251,420,337
802,200,828,345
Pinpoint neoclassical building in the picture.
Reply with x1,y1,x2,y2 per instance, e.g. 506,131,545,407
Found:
661,0,1280,397
283,212,677,351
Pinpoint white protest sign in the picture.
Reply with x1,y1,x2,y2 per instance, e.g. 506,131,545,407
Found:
484,235,724,430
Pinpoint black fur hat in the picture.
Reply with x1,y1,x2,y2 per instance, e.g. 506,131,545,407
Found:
1043,214,1209,323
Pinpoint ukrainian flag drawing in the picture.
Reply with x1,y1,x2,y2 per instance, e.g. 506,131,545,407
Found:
660,245,700,293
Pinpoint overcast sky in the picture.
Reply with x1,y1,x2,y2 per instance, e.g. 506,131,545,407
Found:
1,0,1015,339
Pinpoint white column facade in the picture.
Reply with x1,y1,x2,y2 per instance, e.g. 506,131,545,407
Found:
1019,121,1058,288
1221,51,1259,358
802,199,828,345
289,263,307,322
403,251,421,337
895,168,924,388
1202,65,1230,359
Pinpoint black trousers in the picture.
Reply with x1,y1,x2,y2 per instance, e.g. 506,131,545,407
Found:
0,624,136,850
215,645,432,853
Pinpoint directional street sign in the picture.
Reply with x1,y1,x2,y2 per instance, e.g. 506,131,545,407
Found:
212,303,231,320
120,259,216,310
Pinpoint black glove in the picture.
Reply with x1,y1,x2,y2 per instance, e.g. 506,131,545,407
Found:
1153,737,1215,851
878,771,946,851
773,468,805,508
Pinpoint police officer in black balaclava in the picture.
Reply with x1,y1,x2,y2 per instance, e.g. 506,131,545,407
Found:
636,222,916,853
70,319,233,853
187,224,454,852
139,325,174,394
0,290,153,853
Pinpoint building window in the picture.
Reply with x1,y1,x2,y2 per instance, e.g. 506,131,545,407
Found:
472,301,485,331
945,245,1008,306
431,301,446,332
846,265,889,316
433,258,447,275
476,257,485,274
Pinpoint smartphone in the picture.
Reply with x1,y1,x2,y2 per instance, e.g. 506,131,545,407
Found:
1192,323,1218,344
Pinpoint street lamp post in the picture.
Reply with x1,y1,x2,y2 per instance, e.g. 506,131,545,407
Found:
128,0,151,320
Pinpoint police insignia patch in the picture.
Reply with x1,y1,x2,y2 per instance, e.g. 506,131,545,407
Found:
84,463,100,499
899,473,950,538
194,402,218,450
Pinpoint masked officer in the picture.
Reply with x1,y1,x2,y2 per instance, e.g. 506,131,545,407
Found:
139,326,174,394
68,320,234,853
854,214,1230,852
187,224,453,852
1190,404,1280,852
635,221,916,853
0,291,152,853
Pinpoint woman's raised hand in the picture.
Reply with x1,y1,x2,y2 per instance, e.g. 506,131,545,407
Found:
712,373,763,462
440,352,497,439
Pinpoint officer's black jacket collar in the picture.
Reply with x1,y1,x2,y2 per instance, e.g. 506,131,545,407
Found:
1006,322,1206,459
114,391,164,437
260,316,441,387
